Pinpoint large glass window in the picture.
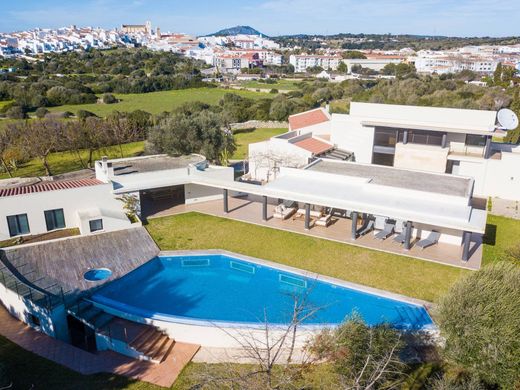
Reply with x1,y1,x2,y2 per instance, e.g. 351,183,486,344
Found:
44,209,65,231
374,128,398,147
89,219,103,233
465,134,487,147
400,130,444,146
7,214,30,237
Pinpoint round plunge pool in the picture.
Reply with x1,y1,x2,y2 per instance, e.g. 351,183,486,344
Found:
84,268,112,282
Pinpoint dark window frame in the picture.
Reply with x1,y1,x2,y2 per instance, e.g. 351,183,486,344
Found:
465,134,487,147
44,208,65,231
7,214,30,237
89,219,103,233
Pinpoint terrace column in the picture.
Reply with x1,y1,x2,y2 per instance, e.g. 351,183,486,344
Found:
403,221,412,250
462,231,471,262
223,189,229,213
484,136,492,159
262,196,268,221
304,203,311,230
441,134,447,149
402,130,408,144
351,211,358,240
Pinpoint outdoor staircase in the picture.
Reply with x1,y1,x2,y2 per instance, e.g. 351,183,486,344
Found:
322,148,353,161
128,326,176,364
68,299,176,364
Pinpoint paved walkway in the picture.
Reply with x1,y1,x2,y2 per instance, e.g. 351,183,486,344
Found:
491,197,520,220
0,305,200,387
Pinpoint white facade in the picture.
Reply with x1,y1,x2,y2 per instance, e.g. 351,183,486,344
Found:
0,182,132,241
329,102,520,201
289,54,341,72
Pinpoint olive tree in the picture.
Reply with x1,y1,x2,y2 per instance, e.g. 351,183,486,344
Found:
437,262,520,388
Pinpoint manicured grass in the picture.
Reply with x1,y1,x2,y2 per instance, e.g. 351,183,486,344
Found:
482,214,520,265
43,88,269,117
0,141,145,179
231,127,287,160
240,79,302,91
0,100,13,110
145,212,469,302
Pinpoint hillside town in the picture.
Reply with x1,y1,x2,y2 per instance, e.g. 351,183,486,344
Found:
2,21,520,77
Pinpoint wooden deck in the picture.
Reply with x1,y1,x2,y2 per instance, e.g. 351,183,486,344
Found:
148,196,482,270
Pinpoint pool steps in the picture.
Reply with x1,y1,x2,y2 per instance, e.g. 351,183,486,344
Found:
68,300,176,364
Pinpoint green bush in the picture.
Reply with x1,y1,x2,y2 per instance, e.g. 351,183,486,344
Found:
438,262,520,388
35,107,49,118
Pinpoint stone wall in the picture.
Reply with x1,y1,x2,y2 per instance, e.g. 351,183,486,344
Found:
230,120,288,130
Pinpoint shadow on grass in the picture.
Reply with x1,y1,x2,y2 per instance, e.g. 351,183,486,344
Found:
483,223,497,246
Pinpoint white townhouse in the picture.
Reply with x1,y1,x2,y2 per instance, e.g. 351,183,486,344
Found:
289,54,342,72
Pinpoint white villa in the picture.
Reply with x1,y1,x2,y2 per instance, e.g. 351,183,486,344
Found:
249,102,520,201
0,100,517,378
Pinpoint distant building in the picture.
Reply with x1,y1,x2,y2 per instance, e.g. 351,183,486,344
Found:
289,54,341,72
121,21,152,35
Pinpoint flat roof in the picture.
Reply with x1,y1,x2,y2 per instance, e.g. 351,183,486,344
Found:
347,102,497,135
306,160,473,197
111,155,205,176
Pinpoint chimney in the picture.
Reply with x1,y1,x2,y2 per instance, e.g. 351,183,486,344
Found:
101,156,108,172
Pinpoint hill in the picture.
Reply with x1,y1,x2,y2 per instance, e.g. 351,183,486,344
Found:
207,25,266,37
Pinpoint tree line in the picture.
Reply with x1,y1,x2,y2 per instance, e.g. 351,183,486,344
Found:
0,49,208,118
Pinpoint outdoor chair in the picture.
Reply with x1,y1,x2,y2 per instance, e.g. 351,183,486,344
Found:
357,219,375,236
315,213,333,227
374,221,395,240
273,203,297,220
416,231,441,249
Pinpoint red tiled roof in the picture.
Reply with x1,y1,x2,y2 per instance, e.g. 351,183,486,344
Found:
0,179,104,198
293,137,333,155
289,108,330,130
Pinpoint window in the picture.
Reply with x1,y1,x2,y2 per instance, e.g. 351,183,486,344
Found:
465,134,487,147
372,152,395,167
7,214,30,237
89,219,103,233
400,129,444,146
374,128,398,147
44,209,65,231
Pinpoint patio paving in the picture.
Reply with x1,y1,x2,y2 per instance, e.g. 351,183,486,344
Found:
0,304,200,388
148,195,482,270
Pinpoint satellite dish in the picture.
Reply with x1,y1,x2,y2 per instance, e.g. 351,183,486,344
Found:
497,108,519,130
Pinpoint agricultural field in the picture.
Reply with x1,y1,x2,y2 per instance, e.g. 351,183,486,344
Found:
41,88,270,117
239,78,303,91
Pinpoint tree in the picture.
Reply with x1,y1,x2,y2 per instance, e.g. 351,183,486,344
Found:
101,93,118,104
17,119,65,176
35,107,49,118
342,51,367,59
0,124,18,178
5,106,26,119
437,262,520,388
309,315,407,389
337,61,348,74
147,111,235,163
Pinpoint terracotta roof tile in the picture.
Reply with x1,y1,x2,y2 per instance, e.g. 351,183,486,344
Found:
289,108,330,131
0,179,104,198
293,137,333,155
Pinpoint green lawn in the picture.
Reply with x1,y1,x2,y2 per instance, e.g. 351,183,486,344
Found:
482,214,520,265
145,212,469,302
43,88,269,117
0,141,145,179
231,127,287,160
0,100,13,110
240,79,302,91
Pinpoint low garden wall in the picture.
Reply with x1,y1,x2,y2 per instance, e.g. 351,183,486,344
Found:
230,120,288,130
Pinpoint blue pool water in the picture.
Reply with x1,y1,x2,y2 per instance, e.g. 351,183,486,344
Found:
92,255,433,329
84,268,112,282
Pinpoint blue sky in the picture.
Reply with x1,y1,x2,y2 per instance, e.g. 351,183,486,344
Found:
2,0,519,37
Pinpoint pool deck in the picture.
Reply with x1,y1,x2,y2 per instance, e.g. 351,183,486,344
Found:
147,195,482,270
0,304,200,387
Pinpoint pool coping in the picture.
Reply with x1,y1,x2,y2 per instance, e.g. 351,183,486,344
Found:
158,249,435,312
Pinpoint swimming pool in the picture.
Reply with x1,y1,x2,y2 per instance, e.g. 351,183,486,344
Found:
92,254,433,329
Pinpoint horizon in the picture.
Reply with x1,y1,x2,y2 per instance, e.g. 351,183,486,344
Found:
2,0,520,38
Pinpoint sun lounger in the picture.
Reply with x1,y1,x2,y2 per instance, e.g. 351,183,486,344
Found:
374,221,395,240
392,232,406,244
294,208,323,219
357,219,375,236
416,231,440,249
315,214,333,227
273,204,297,220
